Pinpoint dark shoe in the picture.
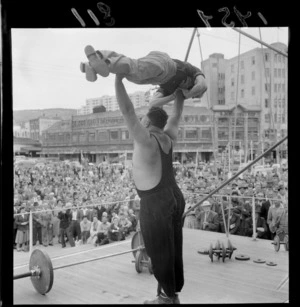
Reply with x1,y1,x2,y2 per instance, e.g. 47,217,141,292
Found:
49,243,53,246
144,293,179,304
62,245,66,248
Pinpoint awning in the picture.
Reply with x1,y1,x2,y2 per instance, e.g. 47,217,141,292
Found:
20,146,41,152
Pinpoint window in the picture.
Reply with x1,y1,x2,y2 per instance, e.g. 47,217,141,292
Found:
278,55,281,62
252,71,255,81
241,60,244,69
201,128,212,139
98,131,108,141
265,68,270,77
282,68,285,77
278,69,281,78
110,131,119,140
265,99,269,108
274,54,278,62
282,84,285,92
278,84,281,92
185,129,198,139
89,132,95,142
278,99,281,108
283,57,286,64
252,86,255,96
265,114,270,123
241,75,245,84
274,98,277,108
72,133,77,143
178,128,183,139
274,113,277,123
241,89,244,98
121,130,130,140
231,78,234,87
265,53,269,62
218,130,229,140
265,84,270,92
274,68,277,77
282,115,285,123
282,98,285,109
79,133,86,143
231,92,234,100
231,64,234,73
251,56,255,65
274,84,277,92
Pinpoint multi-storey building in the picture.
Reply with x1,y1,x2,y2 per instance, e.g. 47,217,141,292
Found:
29,117,61,142
201,53,227,108
77,91,148,115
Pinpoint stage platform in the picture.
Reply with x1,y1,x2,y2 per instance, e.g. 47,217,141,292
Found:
13,228,289,304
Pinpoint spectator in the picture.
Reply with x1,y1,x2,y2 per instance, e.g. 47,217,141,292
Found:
196,201,219,231
108,217,122,241
267,200,285,240
183,196,198,229
118,213,132,238
70,201,82,245
88,216,101,246
58,202,74,248
80,215,91,244
40,204,54,247
127,209,138,232
15,205,29,252
221,205,240,235
245,206,268,239
32,203,43,246
97,215,111,245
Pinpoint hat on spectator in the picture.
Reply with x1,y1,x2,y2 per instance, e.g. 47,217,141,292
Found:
65,202,72,208
232,181,238,187
201,200,210,207
231,190,239,196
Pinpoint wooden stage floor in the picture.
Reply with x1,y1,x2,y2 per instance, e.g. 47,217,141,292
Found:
13,228,289,304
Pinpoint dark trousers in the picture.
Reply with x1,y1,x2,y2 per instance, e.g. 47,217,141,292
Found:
60,227,75,247
139,187,185,298
70,220,81,241
97,232,109,245
33,224,42,245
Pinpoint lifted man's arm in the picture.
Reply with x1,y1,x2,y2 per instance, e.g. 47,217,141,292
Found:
163,90,185,142
115,75,151,145
182,75,207,99
149,91,175,108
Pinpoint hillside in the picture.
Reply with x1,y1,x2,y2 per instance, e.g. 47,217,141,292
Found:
13,108,77,125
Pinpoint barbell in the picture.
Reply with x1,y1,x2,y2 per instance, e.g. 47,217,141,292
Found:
14,231,150,295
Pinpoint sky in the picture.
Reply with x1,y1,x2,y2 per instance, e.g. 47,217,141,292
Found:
12,27,289,111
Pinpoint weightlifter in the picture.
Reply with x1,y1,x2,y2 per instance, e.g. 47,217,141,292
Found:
114,74,186,304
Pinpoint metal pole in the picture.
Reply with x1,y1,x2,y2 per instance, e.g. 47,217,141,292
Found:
182,135,287,218
252,196,257,240
184,28,197,62
231,28,288,58
53,247,141,271
227,196,231,238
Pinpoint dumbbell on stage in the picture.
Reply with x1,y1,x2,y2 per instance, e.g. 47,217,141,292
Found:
197,239,237,262
272,231,289,252
13,231,150,295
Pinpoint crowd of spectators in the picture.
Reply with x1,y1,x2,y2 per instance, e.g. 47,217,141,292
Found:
13,158,288,252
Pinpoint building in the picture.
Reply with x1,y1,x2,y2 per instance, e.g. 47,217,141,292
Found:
202,42,288,160
29,117,61,142
13,122,30,138
77,91,148,115
41,106,215,163
201,53,227,108
14,137,42,157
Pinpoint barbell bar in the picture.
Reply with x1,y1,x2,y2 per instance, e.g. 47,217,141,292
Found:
14,233,146,295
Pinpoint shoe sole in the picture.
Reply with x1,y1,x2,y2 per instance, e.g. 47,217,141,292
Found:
84,45,110,77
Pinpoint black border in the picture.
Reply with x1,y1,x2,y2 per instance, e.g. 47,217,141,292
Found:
1,0,296,306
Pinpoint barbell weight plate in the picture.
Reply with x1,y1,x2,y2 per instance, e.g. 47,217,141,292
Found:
135,251,143,273
148,258,153,275
253,258,266,264
274,235,280,252
29,249,54,295
266,261,277,266
209,244,213,262
131,231,144,258
197,249,209,255
221,243,226,262
235,254,250,261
